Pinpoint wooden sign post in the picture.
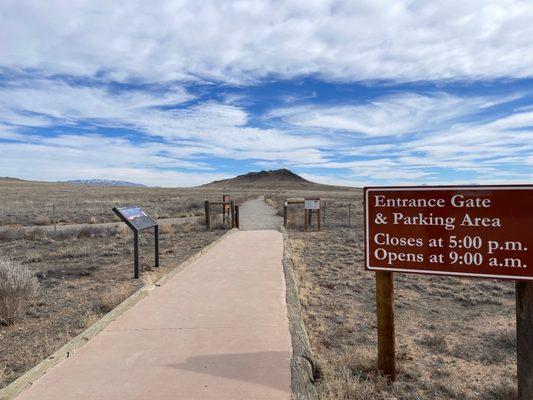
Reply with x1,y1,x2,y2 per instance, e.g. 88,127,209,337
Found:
204,199,234,231
304,197,321,232
517,281,533,399
222,194,231,223
364,185,533,392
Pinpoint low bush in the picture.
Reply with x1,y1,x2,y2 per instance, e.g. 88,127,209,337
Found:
0,258,39,325
34,216,50,226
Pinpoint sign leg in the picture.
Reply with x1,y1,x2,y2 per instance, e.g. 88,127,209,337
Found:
517,281,533,400
133,230,140,279
376,271,396,381
154,225,160,268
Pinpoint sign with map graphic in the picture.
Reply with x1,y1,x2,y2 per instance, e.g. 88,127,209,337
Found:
364,185,533,281
113,205,157,231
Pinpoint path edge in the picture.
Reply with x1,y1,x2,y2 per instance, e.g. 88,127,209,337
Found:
0,228,237,400
281,228,319,400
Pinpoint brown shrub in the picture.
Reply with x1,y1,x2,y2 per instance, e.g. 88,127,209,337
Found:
83,310,101,328
159,224,175,234
34,216,50,226
98,282,133,313
0,258,39,325
0,228,26,242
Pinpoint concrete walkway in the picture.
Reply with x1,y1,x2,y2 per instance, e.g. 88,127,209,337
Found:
16,229,291,399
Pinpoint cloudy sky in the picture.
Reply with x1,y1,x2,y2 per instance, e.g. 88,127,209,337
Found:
1,0,532,187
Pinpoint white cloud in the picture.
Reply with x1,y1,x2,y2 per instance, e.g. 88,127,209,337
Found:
0,79,333,164
269,92,519,136
1,1,533,83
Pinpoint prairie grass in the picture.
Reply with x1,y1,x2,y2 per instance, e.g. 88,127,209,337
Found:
98,282,134,313
0,258,38,325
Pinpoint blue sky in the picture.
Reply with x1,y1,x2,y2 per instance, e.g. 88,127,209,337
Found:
0,1,532,187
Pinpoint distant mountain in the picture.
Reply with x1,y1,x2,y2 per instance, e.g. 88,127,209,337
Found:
61,179,146,187
202,169,347,189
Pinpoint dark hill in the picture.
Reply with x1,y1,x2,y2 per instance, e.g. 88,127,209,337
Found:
202,169,346,189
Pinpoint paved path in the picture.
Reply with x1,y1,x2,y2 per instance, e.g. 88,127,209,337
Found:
16,227,291,399
239,197,282,231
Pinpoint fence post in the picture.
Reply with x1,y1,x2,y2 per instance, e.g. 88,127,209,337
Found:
204,200,211,231
230,201,235,228
348,203,351,227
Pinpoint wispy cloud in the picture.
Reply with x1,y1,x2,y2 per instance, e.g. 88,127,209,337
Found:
1,1,533,83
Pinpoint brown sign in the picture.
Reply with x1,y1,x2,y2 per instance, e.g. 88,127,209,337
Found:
365,186,533,281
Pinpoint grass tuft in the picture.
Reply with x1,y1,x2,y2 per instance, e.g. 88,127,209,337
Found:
0,258,39,325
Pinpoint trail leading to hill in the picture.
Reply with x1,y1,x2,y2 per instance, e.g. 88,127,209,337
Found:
14,199,291,400
239,196,282,231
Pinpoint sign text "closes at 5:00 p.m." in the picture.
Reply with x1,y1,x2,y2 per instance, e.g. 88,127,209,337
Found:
364,186,533,280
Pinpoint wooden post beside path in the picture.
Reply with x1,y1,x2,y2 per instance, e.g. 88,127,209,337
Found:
376,271,396,381
517,281,533,400
204,201,211,231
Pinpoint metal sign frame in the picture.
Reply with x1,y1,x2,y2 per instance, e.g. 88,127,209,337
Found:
113,206,160,279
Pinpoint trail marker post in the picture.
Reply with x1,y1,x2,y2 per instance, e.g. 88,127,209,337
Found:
113,205,159,279
222,194,231,223
304,197,321,232
364,185,533,391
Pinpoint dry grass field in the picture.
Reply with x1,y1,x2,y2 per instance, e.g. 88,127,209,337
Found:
0,178,258,226
268,191,517,400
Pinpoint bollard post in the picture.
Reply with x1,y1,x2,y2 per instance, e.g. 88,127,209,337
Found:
234,205,240,229
283,202,288,228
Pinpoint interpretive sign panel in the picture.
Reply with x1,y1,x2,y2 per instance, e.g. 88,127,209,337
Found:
365,186,532,281
304,197,320,210
112,205,159,279
114,206,157,231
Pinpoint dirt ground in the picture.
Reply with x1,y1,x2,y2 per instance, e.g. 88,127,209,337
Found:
269,192,517,400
